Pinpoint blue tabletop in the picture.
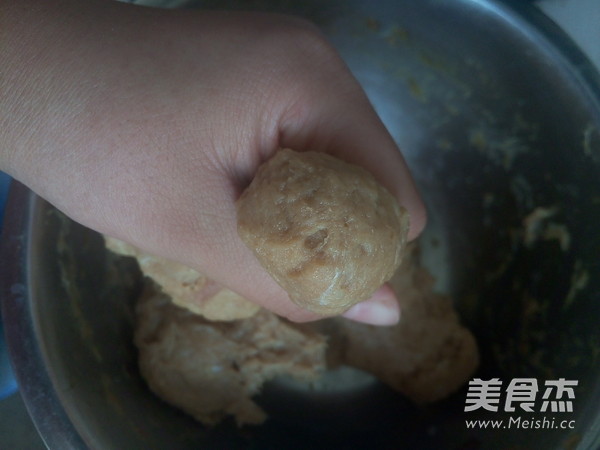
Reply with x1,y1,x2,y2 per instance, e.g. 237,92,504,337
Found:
0,171,17,399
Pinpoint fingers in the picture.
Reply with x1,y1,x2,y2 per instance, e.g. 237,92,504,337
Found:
342,284,401,326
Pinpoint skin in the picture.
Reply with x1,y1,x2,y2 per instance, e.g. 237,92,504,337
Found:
1,0,426,325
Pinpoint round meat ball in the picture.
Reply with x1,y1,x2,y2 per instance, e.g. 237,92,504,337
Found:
236,148,410,316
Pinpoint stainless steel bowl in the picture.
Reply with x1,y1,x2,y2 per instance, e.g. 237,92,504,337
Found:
2,0,600,448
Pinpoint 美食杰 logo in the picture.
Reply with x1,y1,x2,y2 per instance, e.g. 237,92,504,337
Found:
464,378,578,430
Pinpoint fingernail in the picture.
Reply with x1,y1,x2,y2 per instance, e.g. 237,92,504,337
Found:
342,296,400,326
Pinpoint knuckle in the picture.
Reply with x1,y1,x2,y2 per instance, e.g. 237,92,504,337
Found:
282,18,337,60
256,16,344,81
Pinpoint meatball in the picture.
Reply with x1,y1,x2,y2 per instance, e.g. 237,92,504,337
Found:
237,149,409,315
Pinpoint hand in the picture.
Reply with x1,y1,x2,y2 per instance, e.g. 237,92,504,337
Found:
1,0,426,324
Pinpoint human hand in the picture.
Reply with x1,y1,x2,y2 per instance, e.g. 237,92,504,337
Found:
1,0,426,324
